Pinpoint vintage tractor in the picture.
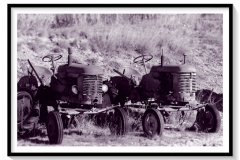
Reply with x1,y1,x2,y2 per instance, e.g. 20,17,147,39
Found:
107,53,221,137
17,48,127,144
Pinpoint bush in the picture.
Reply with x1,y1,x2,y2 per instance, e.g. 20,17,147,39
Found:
56,40,69,49
86,58,98,65
61,30,69,39
70,39,78,48
37,29,47,37
54,14,75,28
79,31,88,39
27,42,40,52
108,61,121,70
52,47,61,53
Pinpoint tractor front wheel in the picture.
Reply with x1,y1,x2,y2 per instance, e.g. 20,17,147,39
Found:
109,107,127,136
142,108,164,138
196,105,221,133
46,111,63,144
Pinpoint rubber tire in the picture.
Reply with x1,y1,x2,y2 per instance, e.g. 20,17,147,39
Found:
201,105,221,133
17,89,34,123
46,111,63,144
109,107,127,136
142,108,164,138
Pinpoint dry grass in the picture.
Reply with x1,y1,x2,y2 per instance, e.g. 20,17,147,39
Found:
17,112,223,146
17,106,223,147
196,89,223,111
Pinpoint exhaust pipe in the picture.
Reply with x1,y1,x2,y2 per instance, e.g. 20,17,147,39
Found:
183,54,187,64
68,47,72,66
161,49,164,67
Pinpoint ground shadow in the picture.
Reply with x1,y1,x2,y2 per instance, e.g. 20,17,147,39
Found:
28,138,49,145
133,132,146,138
64,129,82,135
17,127,51,145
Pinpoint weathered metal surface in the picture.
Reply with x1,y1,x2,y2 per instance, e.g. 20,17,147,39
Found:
83,106,116,114
150,64,196,73
58,63,104,75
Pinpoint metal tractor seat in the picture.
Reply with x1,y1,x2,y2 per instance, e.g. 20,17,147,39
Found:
119,66,142,78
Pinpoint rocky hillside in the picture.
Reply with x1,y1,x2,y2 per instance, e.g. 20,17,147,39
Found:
17,14,223,94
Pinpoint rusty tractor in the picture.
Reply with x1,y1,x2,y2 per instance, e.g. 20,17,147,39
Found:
17,48,221,144
17,48,127,144
107,53,221,137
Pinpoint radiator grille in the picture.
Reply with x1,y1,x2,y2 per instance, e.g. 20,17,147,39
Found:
83,75,103,95
178,73,196,93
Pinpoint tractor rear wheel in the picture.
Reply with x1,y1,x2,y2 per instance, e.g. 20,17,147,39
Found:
196,105,221,133
46,111,63,144
17,90,33,124
142,108,164,138
109,107,127,136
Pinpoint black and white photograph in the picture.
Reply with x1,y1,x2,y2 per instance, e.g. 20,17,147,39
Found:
8,4,232,156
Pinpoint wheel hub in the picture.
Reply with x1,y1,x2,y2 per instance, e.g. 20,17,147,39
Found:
197,110,214,131
145,113,157,135
17,92,32,123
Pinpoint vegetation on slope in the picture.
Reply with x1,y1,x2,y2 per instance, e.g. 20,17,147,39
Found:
17,14,223,93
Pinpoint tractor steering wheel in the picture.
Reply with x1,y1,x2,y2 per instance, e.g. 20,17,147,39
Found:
42,54,62,62
133,55,153,65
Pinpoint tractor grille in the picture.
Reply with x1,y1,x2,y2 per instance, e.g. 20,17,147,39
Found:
83,75,103,95
178,72,196,93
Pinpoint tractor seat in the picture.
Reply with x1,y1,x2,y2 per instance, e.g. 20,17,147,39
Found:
31,65,52,78
119,66,141,78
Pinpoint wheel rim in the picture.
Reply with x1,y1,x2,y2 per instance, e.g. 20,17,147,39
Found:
47,117,56,139
144,113,158,136
110,110,123,135
17,91,32,123
197,110,215,131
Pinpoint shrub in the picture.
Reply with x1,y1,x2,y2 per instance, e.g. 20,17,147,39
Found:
86,58,98,65
33,37,42,44
37,29,47,37
52,47,61,53
134,44,150,55
56,40,69,49
79,40,88,51
27,42,40,52
108,61,121,70
70,39,78,48
54,14,75,28
79,31,88,39
61,30,69,39
25,29,35,36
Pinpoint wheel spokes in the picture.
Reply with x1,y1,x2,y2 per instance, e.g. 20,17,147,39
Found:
17,92,32,123
204,111,215,130
145,113,158,136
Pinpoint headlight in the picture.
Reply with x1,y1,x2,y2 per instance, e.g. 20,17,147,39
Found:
102,84,108,92
71,85,78,94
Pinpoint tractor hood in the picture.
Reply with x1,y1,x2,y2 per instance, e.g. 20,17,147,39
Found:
150,64,196,73
58,63,104,75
